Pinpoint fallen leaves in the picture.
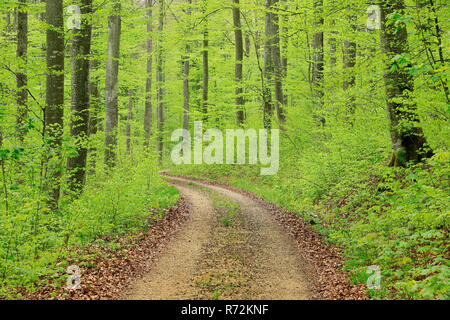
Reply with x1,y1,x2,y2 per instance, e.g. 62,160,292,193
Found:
24,196,191,300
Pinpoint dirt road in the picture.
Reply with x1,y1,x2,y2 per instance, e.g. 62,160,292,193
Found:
124,176,316,300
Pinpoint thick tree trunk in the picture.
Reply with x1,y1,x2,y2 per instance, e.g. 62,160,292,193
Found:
263,0,274,130
144,0,153,148
104,0,121,169
156,0,165,164
271,0,286,123
67,0,92,193
16,0,28,141
380,0,433,166
201,0,209,122
233,0,245,126
312,0,324,124
44,0,65,207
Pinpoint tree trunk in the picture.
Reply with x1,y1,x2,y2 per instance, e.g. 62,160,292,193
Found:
329,26,337,69
343,15,357,123
183,0,192,133
104,0,121,169
44,0,65,207
380,0,433,166
271,0,286,123
281,0,288,107
144,0,153,148
88,58,100,175
312,0,324,124
233,0,245,126
67,0,92,193
201,0,209,122
39,0,46,22
263,0,274,130
16,0,28,141
126,89,133,155
156,0,165,164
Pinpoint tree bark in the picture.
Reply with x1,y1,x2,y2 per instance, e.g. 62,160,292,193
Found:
233,0,245,126
104,0,121,169
263,0,274,130
271,0,286,123
88,58,100,175
312,0,324,124
281,0,288,107
201,0,209,122
380,0,433,166
44,0,65,207
126,89,133,155
144,0,153,148
343,15,357,123
156,0,165,164
16,0,28,141
183,0,192,133
67,0,92,193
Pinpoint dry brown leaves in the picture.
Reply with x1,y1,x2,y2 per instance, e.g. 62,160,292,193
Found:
24,196,191,300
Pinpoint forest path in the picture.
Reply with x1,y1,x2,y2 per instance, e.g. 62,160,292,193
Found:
123,176,315,300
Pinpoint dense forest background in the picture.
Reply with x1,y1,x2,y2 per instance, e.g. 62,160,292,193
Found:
0,0,448,299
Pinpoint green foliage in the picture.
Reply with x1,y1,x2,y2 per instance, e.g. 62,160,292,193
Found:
0,0,448,300
170,152,449,300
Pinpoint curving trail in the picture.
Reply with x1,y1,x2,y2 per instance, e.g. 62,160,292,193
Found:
123,176,316,300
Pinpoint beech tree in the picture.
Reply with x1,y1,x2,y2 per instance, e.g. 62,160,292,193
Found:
104,0,121,169
263,0,274,130
380,0,433,166
202,0,209,122
312,0,324,124
67,0,93,193
156,0,165,163
44,0,64,206
16,0,28,141
232,0,245,126
144,0,153,148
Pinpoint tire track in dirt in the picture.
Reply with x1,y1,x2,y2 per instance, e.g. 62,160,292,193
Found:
123,176,316,300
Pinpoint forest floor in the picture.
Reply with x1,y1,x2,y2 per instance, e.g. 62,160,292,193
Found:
24,173,368,300
123,175,367,300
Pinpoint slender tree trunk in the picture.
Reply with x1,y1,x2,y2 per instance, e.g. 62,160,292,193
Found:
183,0,192,133
144,0,153,148
281,0,288,107
343,15,357,123
380,0,433,166
232,0,245,126
263,0,274,130
126,89,133,155
39,0,46,22
329,26,337,69
104,0,121,169
271,0,286,123
88,58,100,175
16,0,28,141
312,0,324,124
4,12,11,35
201,0,209,122
244,32,250,57
67,0,92,193
44,0,65,207
156,0,165,163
